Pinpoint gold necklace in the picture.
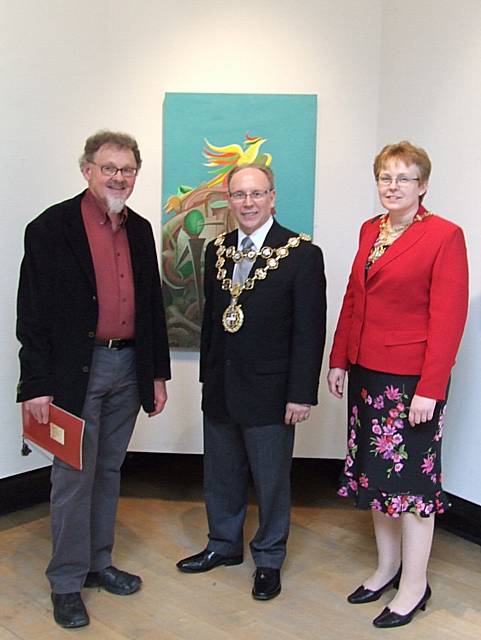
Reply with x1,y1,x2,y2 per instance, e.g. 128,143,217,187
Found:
368,210,433,264
213,231,311,333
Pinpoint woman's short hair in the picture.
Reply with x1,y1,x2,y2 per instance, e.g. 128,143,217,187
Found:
79,130,142,169
373,141,431,183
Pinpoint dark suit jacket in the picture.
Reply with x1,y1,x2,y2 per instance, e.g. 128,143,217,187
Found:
200,219,327,426
329,208,469,400
17,191,171,415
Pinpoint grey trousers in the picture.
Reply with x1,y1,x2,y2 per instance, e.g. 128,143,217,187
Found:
46,346,140,593
203,415,295,569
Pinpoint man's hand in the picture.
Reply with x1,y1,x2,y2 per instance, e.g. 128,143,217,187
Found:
24,396,53,424
408,394,436,427
327,367,346,399
284,402,311,426
148,379,167,417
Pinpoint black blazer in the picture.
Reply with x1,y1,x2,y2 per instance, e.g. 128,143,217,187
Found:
17,191,171,416
200,219,327,426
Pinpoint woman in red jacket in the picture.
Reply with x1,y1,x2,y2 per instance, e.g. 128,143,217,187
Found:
328,141,468,628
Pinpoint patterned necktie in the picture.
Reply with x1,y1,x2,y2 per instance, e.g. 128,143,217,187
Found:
234,236,255,284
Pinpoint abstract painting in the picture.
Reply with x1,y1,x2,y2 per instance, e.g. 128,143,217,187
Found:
162,92,317,349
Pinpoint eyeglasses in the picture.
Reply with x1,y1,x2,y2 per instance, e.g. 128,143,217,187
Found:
229,189,273,202
377,174,420,187
91,162,138,178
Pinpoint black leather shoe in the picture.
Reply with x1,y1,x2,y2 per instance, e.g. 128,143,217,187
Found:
373,584,431,628
84,565,142,595
51,592,89,628
252,567,281,600
176,549,243,573
347,566,402,604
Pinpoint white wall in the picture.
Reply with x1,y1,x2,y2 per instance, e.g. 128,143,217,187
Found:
1,1,479,505
377,0,481,504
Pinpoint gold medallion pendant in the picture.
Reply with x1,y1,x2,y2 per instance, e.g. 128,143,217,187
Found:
215,231,311,333
222,302,244,333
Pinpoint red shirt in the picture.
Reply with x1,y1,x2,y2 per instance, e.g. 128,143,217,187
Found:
81,190,135,340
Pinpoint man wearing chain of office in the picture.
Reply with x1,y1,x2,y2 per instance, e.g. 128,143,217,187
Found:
177,163,327,600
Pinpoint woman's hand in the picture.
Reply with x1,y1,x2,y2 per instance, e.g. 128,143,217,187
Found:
327,368,346,399
408,394,436,426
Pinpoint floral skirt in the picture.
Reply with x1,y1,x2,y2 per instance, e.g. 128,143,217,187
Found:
338,365,450,518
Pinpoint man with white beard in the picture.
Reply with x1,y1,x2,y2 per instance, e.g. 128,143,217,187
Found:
16,130,171,628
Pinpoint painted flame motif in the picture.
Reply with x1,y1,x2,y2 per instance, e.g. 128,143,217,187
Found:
165,134,272,214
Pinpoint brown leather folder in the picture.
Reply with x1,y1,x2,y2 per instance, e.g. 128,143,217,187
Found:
22,403,85,470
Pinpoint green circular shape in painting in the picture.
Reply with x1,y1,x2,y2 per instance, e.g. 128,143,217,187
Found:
183,209,205,237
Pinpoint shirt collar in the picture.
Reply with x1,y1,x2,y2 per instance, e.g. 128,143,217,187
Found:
84,189,128,227
237,216,274,250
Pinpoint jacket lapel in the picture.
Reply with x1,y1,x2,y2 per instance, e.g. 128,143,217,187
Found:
240,219,287,303
226,229,238,281
349,217,380,288
367,217,428,281
62,193,96,289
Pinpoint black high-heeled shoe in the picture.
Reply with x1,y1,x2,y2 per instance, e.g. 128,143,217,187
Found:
372,583,431,628
347,566,402,604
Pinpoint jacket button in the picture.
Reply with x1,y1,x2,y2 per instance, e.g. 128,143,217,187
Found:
92,295,97,301
88,331,95,338
225,359,231,366
82,366,89,373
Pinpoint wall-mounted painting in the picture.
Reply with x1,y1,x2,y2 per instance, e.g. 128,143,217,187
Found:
162,92,317,349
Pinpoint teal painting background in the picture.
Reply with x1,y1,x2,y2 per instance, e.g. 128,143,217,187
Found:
162,92,317,235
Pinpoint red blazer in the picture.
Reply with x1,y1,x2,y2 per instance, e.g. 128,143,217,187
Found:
329,208,469,400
